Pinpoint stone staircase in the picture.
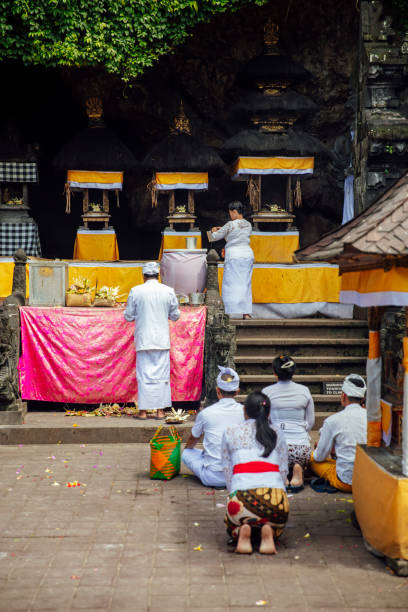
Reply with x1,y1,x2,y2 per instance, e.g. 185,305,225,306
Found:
231,318,368,430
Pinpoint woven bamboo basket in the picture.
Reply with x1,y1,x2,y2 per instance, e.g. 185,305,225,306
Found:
93,298,116,307
66,293,92,307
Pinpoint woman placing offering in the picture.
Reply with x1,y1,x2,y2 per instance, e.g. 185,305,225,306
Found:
210,201,254,319
221,392,289,554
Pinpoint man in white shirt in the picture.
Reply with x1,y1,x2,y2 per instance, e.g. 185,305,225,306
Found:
124,261,180,420
182,366,244,487
310,374,367,493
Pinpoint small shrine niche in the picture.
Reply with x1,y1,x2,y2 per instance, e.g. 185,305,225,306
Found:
143,102,223,233
224,18,321,231
63,98,123,229
0,160,39,224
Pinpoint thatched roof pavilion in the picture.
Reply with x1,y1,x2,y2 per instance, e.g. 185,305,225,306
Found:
296,172,408,271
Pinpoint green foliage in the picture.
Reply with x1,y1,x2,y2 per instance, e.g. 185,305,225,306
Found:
0,0,268,80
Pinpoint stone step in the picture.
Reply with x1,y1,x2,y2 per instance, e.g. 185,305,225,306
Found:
235,394,341,412
236,337,368,357
232,318,368,339
234,355,366,364
0,410,333,445
234,355,366,375
240,373,348,383
231,318,367,327
237,337,369,345
0,412,193,445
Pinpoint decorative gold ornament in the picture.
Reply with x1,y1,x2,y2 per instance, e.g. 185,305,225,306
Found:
171,101,192,135
250,115,296,133
264,19,280,54
85,97,103,119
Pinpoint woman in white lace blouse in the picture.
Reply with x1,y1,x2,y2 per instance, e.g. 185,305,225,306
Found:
221,391,289,554
210,201,254,319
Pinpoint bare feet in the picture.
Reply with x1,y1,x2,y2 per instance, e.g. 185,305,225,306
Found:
259,524,277,555
243,314,252,320
136,410,147,420
235,524,253,554
156,409,165,419
290,462,304,488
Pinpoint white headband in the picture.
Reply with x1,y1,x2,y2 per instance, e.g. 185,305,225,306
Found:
217,366,239,391
281,360,295,369
143,261,160,276
342,374,367,398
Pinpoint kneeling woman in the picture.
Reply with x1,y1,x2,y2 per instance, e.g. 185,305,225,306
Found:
221,392,289,554
210,201,254,319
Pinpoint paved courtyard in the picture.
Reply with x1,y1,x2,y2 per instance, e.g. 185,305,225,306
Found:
0,442,407,611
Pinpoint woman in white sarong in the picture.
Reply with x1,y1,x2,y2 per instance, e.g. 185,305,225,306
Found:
210,201,254,319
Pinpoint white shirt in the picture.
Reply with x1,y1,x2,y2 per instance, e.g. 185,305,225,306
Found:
211,219,253,259
221,419,288,492
313,403,367,485
262,380,315,446
191,397,244,472
124,279,180,351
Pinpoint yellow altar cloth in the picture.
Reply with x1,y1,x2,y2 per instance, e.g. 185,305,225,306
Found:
250,232,299,263
159,231,202,260
73,229,119,261
68,262,144,301
218,262,340,303
353,445,408,559
340,267,408,307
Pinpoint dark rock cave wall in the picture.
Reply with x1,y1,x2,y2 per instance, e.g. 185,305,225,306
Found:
0,0,359,260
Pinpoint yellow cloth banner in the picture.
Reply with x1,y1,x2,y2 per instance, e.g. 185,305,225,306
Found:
233,156,314,176
68,264,144,302
155,172,208,188
218,263,340,303
0,260,29,298
250,233,299,263
0,260,146,301
159,233,202,260
67,170,123,186
353,444,408,559
340,267,408,306
73,232,119,261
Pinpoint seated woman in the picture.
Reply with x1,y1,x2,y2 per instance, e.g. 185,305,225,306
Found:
262,355,315,493
221,391,289,554
209,201,254,319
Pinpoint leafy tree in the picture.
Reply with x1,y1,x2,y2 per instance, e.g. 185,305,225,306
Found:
0,1,268,80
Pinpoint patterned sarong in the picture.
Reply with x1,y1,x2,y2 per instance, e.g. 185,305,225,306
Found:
225,487,289,538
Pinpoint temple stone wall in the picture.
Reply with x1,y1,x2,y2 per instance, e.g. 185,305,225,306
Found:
354,1,408,212
0,0,360,259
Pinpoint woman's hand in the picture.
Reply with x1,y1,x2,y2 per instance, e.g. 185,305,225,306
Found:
211,226,221,233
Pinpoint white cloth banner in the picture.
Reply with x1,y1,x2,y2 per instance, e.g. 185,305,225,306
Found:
160,250,207,295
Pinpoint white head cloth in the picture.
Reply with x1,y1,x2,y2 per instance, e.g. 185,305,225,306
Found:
143,261,160,276
342,374,367,398
217,366,240,391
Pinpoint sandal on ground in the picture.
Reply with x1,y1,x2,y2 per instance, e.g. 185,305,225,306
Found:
287,483,305,494
310,477,338,494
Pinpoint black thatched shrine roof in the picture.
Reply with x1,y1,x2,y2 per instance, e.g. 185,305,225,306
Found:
221,128,330,162
142,133,226,174
228,90,317,122
237,53,309,88
53,126,137,171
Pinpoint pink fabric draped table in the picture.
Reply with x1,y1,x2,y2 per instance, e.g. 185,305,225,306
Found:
19,305,206,404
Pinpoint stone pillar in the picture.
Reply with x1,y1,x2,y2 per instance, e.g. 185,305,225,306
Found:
204,250,236,405
11,248,27,303
0,250,27,420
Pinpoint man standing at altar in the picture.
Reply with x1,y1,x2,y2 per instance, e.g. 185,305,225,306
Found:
124,261,180,420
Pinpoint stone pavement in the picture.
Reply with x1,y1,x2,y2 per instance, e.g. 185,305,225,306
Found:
0,443,407,611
